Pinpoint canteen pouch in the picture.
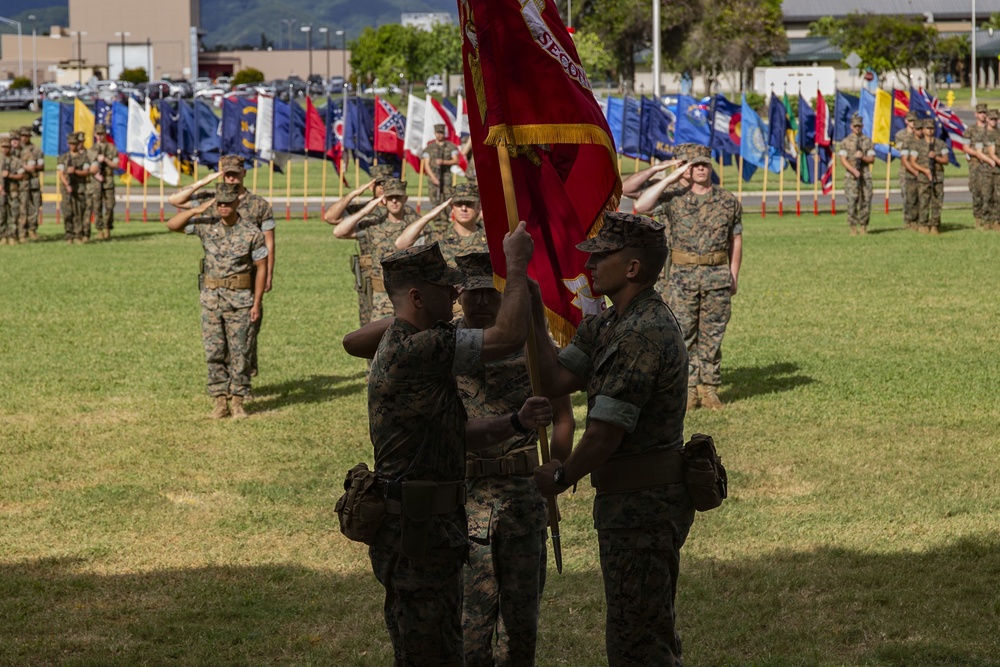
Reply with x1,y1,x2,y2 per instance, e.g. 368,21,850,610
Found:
350,254,363,291
682,433,728,512
334,463,385,545
400,480,438,560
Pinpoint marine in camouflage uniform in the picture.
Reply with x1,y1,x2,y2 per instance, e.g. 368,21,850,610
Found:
1,137,26,244
894,113,918,229
422,124,460,209
17,127,42,241
533,213,694,667
965,105,993,230
189,155,277,376
428,183,488,264
838,114,875,234
652,144,742,410
456,253,574,667
361,238,536,666
986,110,1000,231
355,179,421,322
912,119,948,234
57,133,92,243
87,124,119,239
166,183,268,418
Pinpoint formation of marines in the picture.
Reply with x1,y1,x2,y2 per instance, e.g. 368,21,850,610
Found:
1,127,43,244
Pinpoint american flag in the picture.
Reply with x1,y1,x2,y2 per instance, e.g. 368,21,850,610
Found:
917,87,968,161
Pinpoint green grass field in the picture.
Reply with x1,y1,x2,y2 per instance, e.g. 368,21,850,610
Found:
2,148,1000,664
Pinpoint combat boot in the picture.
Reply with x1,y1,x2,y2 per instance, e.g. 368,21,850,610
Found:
698,385,724,410
687,386,700,411
230,395,248,419
929,226,940,236
849,225,857,236
858,225,868,235
209,395,229,419
28,230,38,241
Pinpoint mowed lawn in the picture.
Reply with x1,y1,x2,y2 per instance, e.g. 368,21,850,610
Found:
0,207,998,666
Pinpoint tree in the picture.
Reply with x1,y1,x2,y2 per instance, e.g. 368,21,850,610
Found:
935,35,969,86
577,0,700,91
120,68,148,84
574,30,615,85
10,76,32,90
232,67,265,86
348,24,421,90
808,13,935,86
679,0,787,94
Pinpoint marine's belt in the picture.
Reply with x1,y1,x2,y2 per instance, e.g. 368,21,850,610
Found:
358,254,374,270
380,479,466,515
671,250,729,266
203,273,253,290
466,446,539,480
590,448,684,494
370,276,385,292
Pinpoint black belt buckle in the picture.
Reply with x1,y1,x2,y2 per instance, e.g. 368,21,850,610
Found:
380,479,402,502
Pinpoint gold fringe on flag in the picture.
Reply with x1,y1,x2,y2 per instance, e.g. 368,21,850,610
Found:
492,273,580,348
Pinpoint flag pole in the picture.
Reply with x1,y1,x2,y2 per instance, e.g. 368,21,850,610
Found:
159,173,164,222
321,153,328,216
268,159,274,201
124,173,130,223
253,159,259,193
813,151,820,215
831,155,837,215
494,141,563,575
303,156,309,220
338,154,345,198
416,158,425,214
285,156,292,221
55,172,62,226
795,155,801,216
142,172,148,222
761,153,769,217
778,157,784,216
718,154,724,188
884,151,892,214
737,154,744,205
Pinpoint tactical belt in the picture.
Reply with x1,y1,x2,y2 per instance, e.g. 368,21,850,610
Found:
671,250,729,266
370,276,386,292
590,449,684,494
466,446,539,479
203,273,252,290
380,479,466,515
358,254,374,270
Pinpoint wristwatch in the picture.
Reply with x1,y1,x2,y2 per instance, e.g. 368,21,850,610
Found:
552,465,568,489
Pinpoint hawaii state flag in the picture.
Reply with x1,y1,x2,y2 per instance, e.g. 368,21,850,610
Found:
374,95,406,157
460,0,621,343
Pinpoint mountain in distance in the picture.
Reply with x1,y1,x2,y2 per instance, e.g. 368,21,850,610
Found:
0,1,456,48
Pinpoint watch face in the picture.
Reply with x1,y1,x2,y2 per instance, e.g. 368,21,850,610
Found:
554,467,565,485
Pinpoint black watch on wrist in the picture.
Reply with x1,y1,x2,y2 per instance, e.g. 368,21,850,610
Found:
553,465,568,489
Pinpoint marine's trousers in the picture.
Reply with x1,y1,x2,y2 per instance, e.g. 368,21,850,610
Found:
669,284,731,387
201,301,252,397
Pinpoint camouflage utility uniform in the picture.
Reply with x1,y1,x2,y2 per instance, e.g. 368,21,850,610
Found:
655,184,741,393
184,213,268,397
58,144,92,241
429,219,488,265
557,287,694,666
966,124,992,228
897,129,920,229
839,133,875,231
423,139,459,208
355,209,421,322
987,113,1000,229
1,145,24,242
17,131,42,239
912,132,948,231
88,137,119,233
193,187,275,374
459,328,547,667
367,246,478,665
894,125,916,227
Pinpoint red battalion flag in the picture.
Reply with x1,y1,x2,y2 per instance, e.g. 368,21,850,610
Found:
459,0,622,344
374,95,406,157
304,97,327,156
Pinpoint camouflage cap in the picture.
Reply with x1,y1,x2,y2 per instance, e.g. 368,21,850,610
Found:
67,133,81,144
9,130,18,140
215,182,241,204
905,111,918,122
576,211,666,253
371,163,395,183
850,113,863,127
920,118,936,129
94,124,107,135
685,143,712,166
0,137,10,148
977,103,989,113
452,182,480,204
219,154,245,173
455,252,495,290
19,126,32,136
433,123,446,133
989,109,999,121
382,178,407,197
382,242,465,287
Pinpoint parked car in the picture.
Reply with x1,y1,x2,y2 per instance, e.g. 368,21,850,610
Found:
214,76,232,92
194,87,226,105
193,77,213,92
144,81,171,100
363,80,402,95
0,88,35,110
425,75,444,94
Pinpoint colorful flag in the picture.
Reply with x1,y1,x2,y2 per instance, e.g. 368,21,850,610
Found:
158,99,179,157
740,94,781,177
374,95,406,157
403,94,426,172
619,96,648,160
221,96,257,161
41,100,67,156
126,98,178,184
604,96,624,152
111,100,144,182
797,94,816,184
459,0,621,342
674,94,712,146
421,96,468,171
274,98,306,154
255,93,275,162
833,91,859,142
640,96,673,161
74,99,95,149
194,99,221,169
305,96,328,156
710,94,742,156
768,93,792,170
816,91,831,148
343,97,374,172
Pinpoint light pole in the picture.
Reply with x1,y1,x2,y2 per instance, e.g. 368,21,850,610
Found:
0,16,24,77
281,20,295,51
146,37,152,80
301,25,312,79
28,15,36,109
336,29,346,108
319,27,330,83
114,31,130,79
972,0,978,107
70,30,87,84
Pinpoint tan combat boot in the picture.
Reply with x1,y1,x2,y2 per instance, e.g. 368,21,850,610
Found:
687,386,700,411
230,395,248,419
698,385,724,410
849,225,857,236
209,395,230,419
28,230,38,241
858,226,868,235
929,226,940,236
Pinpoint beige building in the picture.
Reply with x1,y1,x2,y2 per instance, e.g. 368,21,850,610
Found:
0,29,73,85
200,48,352,82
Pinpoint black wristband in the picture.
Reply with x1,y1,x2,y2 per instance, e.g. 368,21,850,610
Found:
510,412,532,435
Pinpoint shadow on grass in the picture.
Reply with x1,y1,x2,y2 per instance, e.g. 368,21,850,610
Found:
250,372,366,412
720,362,815,403
3,537,998,665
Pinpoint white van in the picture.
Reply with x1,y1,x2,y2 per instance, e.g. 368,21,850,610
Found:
426,75,444,94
